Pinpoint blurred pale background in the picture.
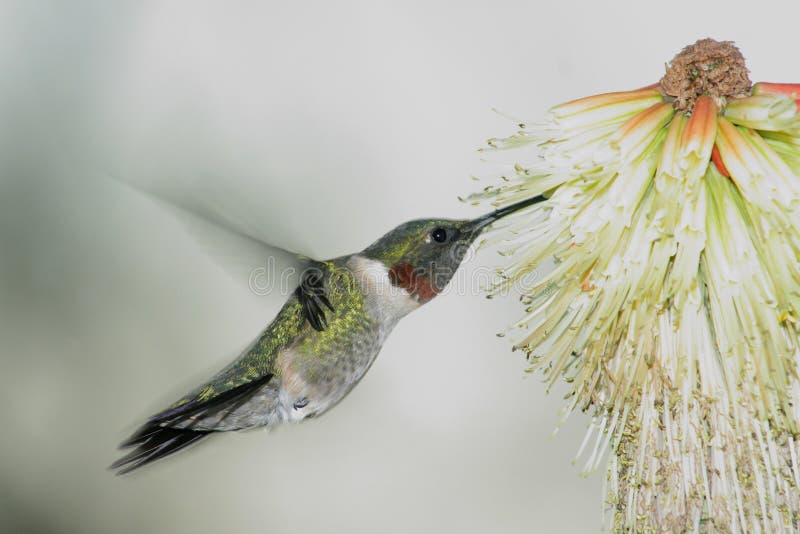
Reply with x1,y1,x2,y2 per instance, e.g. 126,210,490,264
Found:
1,1,797,532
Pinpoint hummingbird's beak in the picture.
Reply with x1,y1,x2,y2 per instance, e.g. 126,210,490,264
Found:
466,194,547,236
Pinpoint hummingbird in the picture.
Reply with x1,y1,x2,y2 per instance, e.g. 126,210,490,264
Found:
112,195,543,474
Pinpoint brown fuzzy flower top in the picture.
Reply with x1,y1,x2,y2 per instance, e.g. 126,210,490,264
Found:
660,38,752,112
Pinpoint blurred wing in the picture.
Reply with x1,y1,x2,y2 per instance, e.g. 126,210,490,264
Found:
114,179,310,295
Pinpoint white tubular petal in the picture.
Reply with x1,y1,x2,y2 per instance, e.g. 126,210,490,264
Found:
551,88,664,129
725,94,799,132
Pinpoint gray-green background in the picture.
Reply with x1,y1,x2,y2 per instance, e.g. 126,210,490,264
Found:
1,1,796,532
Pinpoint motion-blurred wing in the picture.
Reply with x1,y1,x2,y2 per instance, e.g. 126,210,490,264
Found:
116,180,310,296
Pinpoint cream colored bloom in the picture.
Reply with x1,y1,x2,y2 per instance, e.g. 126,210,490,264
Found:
474,40,800,531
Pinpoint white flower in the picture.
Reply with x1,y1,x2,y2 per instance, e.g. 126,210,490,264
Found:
474,39,800,531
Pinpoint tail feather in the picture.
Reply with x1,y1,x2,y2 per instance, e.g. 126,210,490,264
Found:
112,373,275,474
111,425,212,474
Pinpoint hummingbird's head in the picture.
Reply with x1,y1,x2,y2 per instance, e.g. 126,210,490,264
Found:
361,196,543,304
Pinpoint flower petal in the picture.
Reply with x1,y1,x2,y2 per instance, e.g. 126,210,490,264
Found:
550,88,664,131
611,102,674,164
724,94,799,132
753,81,800,108
678,95,717,180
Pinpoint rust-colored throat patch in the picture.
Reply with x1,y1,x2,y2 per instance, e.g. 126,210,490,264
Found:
388,262,439,303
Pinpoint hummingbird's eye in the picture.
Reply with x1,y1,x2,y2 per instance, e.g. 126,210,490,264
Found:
431,227,448,243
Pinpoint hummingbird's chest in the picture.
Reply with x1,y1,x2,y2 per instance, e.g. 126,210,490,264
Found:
277,256,418,420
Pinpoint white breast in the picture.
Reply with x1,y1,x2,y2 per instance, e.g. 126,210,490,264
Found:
346,255,420,324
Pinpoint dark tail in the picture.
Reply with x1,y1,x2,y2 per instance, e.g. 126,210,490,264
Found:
111,424,212,474
111,373,274,474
